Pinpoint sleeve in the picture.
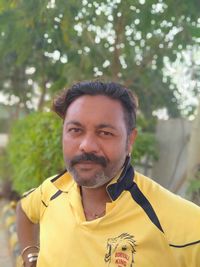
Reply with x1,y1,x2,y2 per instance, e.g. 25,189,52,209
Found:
20,185,43,224
20,177,55,224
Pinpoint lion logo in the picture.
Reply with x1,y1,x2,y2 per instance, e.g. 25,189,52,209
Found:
104,233,136,267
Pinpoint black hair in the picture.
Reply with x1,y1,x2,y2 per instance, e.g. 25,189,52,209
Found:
52,81,138,134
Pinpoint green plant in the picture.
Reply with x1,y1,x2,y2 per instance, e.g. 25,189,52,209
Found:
0,149,10,181
7,112,64,194
187,167,200,205
131,130,158,164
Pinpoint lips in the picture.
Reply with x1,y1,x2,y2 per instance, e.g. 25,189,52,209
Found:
75,161,102,171
76,161,100,167
76,161,98,165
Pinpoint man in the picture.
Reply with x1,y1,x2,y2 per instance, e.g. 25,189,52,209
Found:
16,81,200,267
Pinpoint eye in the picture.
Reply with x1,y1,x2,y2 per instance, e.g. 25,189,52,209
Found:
68,128,81,132
99,130,114,137
67,128,82,135
122,245,127,251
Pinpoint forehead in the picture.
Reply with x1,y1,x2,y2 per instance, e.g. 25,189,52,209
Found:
64,95,125,126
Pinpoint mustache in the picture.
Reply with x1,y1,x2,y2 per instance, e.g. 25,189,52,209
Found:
70,153,108,168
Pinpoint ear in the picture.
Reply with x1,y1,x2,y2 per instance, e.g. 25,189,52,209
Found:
127,128,137,155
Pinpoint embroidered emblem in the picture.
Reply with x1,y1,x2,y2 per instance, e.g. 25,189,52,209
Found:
104,233,136,267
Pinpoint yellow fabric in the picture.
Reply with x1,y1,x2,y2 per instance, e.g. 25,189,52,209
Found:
21,171,200,267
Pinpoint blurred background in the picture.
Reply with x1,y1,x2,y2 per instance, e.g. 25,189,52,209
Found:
0,0,200,264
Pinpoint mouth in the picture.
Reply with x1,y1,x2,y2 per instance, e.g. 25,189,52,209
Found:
75,161,101,170
74,159,102,165
76,161,100,166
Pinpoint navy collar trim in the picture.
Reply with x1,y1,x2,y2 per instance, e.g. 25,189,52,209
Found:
107,156,134,201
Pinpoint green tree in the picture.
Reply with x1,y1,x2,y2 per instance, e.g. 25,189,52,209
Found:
72,0,200,118
0,0,81,112
0,0,199,118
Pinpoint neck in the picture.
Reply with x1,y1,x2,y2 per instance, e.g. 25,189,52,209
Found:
81,184,111,202
81,184,111,221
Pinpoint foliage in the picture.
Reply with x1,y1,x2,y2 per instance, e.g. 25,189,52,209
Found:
131,114,158,163
0,0,81,111
0,0,199,117
187,167,200,205
7,112,64,193
0,149,10,181
132,130,158,164
69,0,200,118
188,179,200,194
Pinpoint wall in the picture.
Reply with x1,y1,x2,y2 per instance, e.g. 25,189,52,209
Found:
187,102,200,180
151,118,192,198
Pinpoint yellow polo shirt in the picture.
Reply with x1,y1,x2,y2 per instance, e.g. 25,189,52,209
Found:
21,162,200,267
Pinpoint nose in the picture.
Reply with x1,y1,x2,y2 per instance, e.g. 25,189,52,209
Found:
79,134,100,154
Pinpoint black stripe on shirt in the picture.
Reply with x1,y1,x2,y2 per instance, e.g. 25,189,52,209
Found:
41,200,48,207
169,240,200,248
50,190,63,201
21,188,36,199
128,183,164,233
50,169,67,183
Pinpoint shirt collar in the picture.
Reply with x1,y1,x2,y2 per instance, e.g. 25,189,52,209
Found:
106,156,135,201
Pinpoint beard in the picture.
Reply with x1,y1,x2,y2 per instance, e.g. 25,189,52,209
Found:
64,152,120,188
68,167,112,188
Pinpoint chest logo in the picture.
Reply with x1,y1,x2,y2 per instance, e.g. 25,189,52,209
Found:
104,233,136,267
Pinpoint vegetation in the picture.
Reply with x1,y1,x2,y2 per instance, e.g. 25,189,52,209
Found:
0,149,10,182
0,0,199,116
188,167,200,206
7,112,63,193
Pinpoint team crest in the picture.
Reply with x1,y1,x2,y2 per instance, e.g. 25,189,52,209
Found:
104,233,136,267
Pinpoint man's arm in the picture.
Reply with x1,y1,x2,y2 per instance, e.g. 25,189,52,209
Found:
16,201,39,267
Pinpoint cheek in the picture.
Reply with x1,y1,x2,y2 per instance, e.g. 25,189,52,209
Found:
104,140,128,161
62,134,78,155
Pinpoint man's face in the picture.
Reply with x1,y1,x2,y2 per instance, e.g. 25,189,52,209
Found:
62,95,137,188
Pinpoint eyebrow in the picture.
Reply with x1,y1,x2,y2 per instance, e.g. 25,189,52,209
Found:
96,123,117,130
65,121,116,130
65,120,82,127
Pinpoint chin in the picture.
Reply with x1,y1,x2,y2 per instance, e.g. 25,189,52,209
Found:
75,175,111,189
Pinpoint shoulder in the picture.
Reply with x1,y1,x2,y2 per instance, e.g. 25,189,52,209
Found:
134,171,200,245
40,170,74,192
21,171,75,222
134,171,200,214
22,170,74,205
37,170,74,203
